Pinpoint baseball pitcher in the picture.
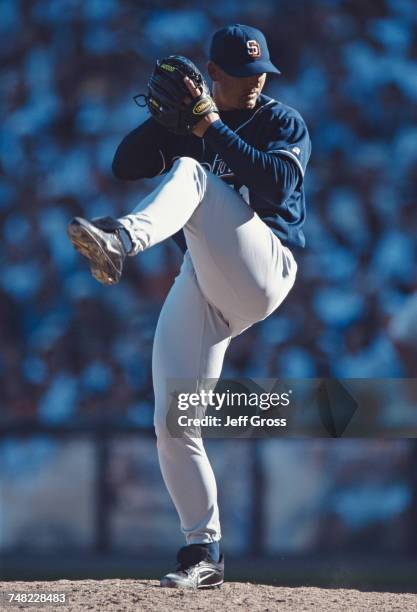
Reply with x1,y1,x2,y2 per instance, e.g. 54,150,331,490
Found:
67,24,311,588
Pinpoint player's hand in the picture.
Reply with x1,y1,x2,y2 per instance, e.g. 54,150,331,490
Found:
183,76,219,138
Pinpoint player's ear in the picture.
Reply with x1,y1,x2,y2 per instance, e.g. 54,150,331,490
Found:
207,61,219,82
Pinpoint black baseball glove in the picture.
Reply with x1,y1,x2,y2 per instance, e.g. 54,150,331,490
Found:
135,55,218,136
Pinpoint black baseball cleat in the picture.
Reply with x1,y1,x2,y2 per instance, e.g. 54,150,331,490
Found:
160,544,224,589
67,216,128,285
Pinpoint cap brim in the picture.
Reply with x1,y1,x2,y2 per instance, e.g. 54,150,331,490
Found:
221,61,281,77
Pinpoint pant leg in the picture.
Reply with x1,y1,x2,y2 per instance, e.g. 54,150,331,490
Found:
123,156,297,544
119,157,207,254
119,156,297,336
183,168,297,336
152,252,231,544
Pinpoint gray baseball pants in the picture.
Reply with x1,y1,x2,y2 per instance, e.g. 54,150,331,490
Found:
119,157,297,544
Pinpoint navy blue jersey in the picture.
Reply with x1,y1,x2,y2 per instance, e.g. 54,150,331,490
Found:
112,93,311,250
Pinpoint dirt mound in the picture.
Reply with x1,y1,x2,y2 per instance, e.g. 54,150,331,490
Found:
1,580,417,612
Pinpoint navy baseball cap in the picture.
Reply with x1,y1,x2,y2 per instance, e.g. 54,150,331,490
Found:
209,24,281,77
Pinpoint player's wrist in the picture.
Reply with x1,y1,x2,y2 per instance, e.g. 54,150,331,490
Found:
192,113,220,138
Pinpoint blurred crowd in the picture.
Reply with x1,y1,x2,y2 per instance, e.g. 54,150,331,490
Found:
1,0,417,425
1,436,415,556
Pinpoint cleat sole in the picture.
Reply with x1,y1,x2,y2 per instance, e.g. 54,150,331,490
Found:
67,219,119,285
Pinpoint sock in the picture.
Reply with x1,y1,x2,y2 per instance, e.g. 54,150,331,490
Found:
118,228,134,254
203,541,220,562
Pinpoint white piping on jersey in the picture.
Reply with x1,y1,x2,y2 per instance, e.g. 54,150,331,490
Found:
235,98,275,133
269,148,304,177
207,99,289,176
157,149,166,175
232,97,305,179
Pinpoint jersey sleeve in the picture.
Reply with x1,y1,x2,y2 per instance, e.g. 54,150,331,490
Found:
112,118,172,180
266,111,311,181
202,119,301,210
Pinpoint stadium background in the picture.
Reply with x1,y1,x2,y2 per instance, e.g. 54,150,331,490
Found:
1,0,417,589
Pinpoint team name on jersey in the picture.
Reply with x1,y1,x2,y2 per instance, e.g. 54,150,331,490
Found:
171,154,233,179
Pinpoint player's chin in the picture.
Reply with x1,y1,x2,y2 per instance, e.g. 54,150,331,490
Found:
240,94,258,109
